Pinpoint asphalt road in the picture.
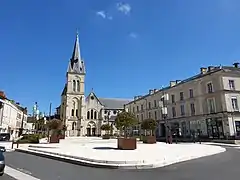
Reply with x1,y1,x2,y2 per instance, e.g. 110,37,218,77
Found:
3,146,240,180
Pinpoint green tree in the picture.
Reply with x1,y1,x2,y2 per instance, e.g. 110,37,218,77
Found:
115,111,138,138
141,118,157,136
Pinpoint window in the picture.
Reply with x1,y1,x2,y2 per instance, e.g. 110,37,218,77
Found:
171,95,175,103
141,104,143,111
73,80,76,91
154,100,157,107
180,105,185,116
87,111,90,119
137,106,139,112
189,89,193,98
148,112,151,118
72,122,76,130
148,102,151,109
207,83,213,93
231,97,239,111
104,110,107,114
94,111,97,119
71,109,74,116
180,92,184,101
229,80,235,90
76,109,78,117
113,110,117,114
133,107,135,113
207,98,215,113
77,80,80,92
154,111,157,120
172,107,176,117
190,103,195,115
141,114,143,120
91,109,93,119
137,115,139,120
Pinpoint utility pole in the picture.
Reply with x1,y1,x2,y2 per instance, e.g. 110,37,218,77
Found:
47,103,52,142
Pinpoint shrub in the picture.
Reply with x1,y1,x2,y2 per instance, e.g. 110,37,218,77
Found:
101,124,111,131
17,134,41,143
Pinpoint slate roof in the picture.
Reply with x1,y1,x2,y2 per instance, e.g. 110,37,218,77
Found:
98,98,132,110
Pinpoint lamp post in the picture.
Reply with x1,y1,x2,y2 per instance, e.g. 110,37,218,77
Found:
160,92,171,144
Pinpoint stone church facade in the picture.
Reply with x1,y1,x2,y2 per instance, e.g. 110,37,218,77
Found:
59,33,131,137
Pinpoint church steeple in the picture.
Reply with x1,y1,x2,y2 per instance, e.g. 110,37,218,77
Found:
67,32,85,74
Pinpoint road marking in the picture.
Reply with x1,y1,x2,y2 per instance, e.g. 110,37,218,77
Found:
5,166,40,180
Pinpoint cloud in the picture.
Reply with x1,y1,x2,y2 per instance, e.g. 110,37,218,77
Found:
129,32,138,39
96,11,107,19
116,2,131,15
96,11,113,20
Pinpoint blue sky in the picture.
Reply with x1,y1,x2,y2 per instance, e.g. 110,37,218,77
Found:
1,0,240,114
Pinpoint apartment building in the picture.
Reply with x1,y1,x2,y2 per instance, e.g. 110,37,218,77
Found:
0,91,28,138
125,63,240,139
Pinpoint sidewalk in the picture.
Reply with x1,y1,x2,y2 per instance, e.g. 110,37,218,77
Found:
16,137,226,169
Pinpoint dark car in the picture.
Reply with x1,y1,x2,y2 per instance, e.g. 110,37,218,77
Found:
0,146,6,176
0,133,10,141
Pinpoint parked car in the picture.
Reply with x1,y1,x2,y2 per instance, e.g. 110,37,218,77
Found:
0,146,5,176
0,133,10,141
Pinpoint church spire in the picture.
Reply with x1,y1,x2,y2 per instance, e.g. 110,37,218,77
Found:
67,32,85,74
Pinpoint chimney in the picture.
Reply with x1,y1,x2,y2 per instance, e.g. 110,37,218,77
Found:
153,89,158,93
0,91,6,99
170,81,176,87
200,67,207,74
149,89,154,95
233,62,239,68
176,80,181,84
208,66,214,72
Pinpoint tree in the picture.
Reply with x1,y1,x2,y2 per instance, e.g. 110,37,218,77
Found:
141,118,157,136
101,124,111,132
46,119,62,135
115,111,138,138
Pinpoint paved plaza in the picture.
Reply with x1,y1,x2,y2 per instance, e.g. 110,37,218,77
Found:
15,137,226,169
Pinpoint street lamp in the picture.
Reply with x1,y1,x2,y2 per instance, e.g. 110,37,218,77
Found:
160,92,171,144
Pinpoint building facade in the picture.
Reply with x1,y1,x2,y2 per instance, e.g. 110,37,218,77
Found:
60,34,131,137
125,64,240,139
0,91,28,139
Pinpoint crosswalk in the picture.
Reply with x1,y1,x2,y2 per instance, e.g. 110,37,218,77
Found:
4,166,40,180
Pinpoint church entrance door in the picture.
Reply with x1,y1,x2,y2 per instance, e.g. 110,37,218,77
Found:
92,128,96,136
87,128,91,136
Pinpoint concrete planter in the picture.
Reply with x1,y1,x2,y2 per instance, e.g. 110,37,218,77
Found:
50,135,60,143
142,136,156,144
102,134,110,139
58,134,65,139
117,137,137,150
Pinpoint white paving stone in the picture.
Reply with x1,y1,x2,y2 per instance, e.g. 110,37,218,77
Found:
19,137,226,169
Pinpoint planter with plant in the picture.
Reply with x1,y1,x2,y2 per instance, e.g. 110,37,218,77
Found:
101,124,111,139
141,118,157,144
46,119,62,143
115,111,138,150
59,125,67,139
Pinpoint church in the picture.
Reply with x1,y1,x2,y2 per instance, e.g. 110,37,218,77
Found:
59,33,131,137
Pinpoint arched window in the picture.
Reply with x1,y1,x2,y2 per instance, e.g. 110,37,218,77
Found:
87,111,90,119
71,109,74,116
73,80,76,91
77,80,80,92
90,109,93,119
72,122,76,130
94,111,97,119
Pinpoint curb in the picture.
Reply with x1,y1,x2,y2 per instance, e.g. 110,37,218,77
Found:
28,147,144,164
15,148,119,169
